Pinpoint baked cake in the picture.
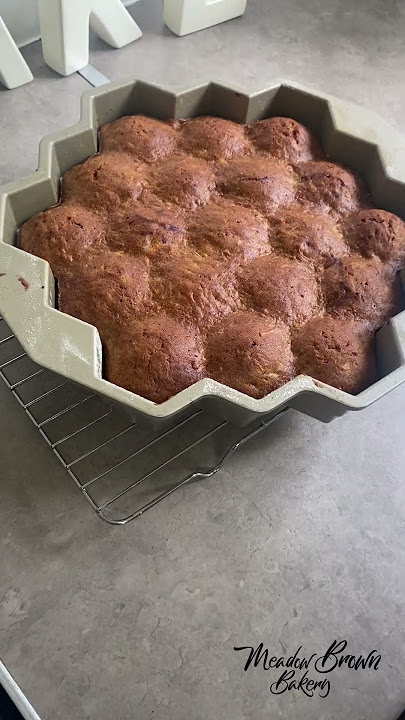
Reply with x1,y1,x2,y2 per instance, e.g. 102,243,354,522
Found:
19,114,405,403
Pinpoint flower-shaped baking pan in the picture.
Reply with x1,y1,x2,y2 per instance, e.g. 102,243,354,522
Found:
0,79,404,426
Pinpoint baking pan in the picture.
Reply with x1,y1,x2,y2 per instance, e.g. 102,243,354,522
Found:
0,79,404,427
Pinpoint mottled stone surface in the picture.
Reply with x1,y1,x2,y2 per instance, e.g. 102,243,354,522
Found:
1,2,405,719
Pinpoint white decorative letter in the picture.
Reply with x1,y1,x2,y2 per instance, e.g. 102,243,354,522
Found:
0,17,33,89
39,0,142,77
163,0,247,37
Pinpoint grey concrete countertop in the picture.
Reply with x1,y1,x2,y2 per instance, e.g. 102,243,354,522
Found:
1,1,405,719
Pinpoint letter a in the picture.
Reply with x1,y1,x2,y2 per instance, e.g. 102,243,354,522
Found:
0,17,33,89
164,0,247,37
38,0,142,76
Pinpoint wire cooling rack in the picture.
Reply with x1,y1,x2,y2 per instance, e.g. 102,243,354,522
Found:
0,315,285,525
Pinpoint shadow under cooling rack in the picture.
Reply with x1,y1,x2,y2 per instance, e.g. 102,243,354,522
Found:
0,316,284,524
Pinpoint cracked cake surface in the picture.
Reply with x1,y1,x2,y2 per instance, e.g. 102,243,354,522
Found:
19,114,405,403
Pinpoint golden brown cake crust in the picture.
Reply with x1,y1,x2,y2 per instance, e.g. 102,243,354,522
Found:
322,255,402,328
108,194,188,258
19,203,106,275
62,152,146,213
150,155,216,210
292,315,376,394
58,252,150,338
218,155,297,214
206,311,294,398
104,315,204,403
151,252,241,327
188,199,270,262
248,116,322,164
238,254,319,326
343,208,405,267
19,113,405,403
100,115,178,163
269,208,348,266
296,160,367,217
179,116,251,160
